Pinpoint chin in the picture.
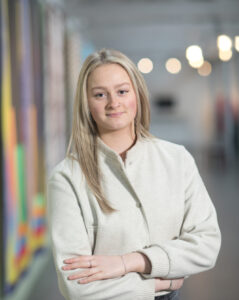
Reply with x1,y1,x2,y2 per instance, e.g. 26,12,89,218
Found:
103,124,132,133
97,119,134,133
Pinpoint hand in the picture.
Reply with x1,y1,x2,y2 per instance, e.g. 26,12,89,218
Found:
61,255,126,284
155,277,184,292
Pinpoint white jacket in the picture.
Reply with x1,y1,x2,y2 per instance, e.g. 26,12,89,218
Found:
47,136,221,300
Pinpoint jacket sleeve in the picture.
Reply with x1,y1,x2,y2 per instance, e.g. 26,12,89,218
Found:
136,147,221,279
46,171,155,300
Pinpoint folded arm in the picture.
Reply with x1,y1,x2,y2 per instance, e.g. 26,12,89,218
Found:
47,173,155,300
136,147,221,279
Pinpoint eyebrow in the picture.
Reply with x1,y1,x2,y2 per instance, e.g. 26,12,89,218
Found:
91,82,130,91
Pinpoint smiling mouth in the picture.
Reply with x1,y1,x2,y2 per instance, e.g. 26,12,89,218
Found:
106,112,124,117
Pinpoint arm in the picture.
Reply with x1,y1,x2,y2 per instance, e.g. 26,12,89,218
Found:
121,253,184,292
155,277,184,292
135,147,221,279
46,172,155,300
61,252,184,292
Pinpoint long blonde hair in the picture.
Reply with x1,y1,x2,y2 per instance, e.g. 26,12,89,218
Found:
66,48,153,213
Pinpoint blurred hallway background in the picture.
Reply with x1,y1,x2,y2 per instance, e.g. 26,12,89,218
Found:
1,0,239,299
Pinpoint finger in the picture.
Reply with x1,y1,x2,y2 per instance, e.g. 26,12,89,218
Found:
63,255,93,264
77,272,102,284
68,268,98,280
62,260,92,270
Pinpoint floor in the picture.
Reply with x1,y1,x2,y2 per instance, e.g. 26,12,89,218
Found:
27,151,239,300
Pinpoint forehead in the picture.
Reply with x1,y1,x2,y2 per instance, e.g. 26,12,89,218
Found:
87,63,132,88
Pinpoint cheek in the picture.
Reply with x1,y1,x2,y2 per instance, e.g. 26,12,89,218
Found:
90,107,100,120
128,97,137,116
88,103,105,122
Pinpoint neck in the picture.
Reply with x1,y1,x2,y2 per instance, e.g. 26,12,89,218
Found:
99,128,136,159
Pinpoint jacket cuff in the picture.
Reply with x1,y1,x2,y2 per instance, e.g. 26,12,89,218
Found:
136,246,170,279
135,277,155,300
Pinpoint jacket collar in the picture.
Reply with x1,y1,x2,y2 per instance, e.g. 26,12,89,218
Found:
97,135,146,165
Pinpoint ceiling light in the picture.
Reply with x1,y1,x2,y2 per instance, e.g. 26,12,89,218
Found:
219,49,233,61
198,61,212,76
165,58,181,74
186,45,203,62
235,36,239,52
137,58,153,74
189,57,204,69
217,35,232,51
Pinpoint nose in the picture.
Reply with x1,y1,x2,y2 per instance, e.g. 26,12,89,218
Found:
107,93,120,109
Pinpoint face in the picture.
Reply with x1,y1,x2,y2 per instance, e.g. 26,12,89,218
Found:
87,63,137,136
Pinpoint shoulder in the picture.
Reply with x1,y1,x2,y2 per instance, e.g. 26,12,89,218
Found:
48,154,84,185
149,136,183,151
143,136,195,165
144,136,185,155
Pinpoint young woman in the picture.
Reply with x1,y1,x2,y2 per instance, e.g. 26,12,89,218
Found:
47,48,221,300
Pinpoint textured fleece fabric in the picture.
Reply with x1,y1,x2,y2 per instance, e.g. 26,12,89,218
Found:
47,136,221,300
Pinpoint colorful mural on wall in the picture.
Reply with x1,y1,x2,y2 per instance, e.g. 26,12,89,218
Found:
0,0,47,295
0,0,92,296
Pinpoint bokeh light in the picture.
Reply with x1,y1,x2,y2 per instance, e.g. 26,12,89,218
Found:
188,57,204,68
219,49,233,61
235,36,239,52
165,58,181,74
198,61,212,76
186,45,204,69
186,45,203,61
137,58,153,73
217,35,232,51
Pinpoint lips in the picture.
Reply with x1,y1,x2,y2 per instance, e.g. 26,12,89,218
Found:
106,112,124,117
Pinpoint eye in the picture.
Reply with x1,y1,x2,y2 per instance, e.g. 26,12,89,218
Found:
118,90,129,95
94,92,105,98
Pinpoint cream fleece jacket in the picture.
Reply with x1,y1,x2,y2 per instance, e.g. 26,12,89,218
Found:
47,136,221,300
